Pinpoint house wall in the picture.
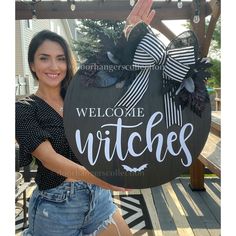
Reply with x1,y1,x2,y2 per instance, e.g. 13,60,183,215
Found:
15,21,24,77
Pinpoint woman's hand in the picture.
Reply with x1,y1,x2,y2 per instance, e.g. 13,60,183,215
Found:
125,0,156,27
81,166,129,191
32,141,128,191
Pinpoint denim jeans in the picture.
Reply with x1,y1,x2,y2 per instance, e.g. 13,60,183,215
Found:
22,181,117,236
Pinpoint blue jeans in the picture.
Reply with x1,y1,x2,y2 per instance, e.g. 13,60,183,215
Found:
22,181,117,236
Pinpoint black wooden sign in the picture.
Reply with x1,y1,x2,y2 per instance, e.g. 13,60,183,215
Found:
64,24,211,188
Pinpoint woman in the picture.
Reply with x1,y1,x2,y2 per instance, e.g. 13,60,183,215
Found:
16,0,155,235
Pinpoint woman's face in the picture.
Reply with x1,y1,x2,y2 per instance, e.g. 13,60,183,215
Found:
30,40,67,89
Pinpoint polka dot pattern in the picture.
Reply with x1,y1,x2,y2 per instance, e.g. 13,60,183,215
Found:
15,94,80,190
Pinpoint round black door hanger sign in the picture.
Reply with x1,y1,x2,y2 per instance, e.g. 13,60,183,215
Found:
64,68,211,188
64,25,211,188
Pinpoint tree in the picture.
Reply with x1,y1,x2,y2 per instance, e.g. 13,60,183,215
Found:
184,17,221,88
208,58,221,88
207,17,221,88
72,19,125,63
73,18,220,88
211,17,221,51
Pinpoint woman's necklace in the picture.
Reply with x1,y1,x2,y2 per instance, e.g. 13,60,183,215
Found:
35,91,64,113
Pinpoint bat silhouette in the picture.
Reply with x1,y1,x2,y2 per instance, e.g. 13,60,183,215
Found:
122,164,148,173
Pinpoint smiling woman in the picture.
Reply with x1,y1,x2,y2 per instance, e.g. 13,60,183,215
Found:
27,30,76,99
31,40,67,89
15,1,158,235
16,29,133,236
27,36,70,116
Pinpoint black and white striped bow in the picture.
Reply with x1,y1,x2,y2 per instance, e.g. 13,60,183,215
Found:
114,30,197,127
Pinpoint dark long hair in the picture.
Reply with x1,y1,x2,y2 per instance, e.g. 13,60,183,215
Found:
28,30,77,98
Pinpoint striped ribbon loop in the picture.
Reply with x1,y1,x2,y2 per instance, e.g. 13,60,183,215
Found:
114,32,197,127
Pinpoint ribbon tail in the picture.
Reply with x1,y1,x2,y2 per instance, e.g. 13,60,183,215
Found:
163,75,183,128
114,69,151,112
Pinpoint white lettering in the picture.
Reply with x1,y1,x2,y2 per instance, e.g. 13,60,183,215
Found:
76,108,88,117
74,111,193,167
75,107,145,118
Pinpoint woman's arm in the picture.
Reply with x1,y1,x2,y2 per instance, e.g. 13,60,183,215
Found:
32,140,127,191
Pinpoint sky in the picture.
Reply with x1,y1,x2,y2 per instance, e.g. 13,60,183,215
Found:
156,19,188,45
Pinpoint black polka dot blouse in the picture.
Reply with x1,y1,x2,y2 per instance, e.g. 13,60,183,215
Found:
15,94,80,190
